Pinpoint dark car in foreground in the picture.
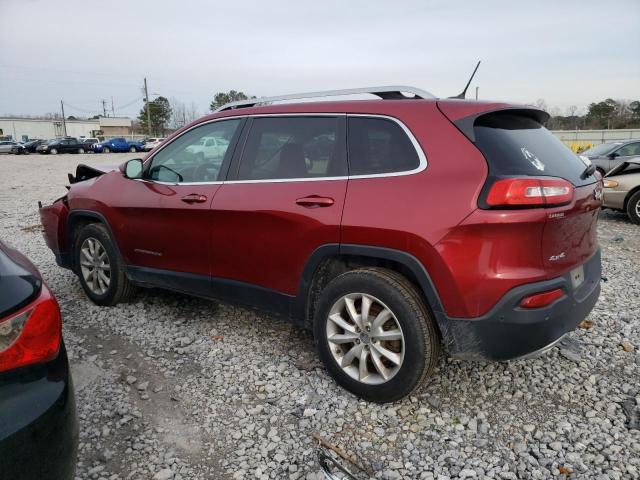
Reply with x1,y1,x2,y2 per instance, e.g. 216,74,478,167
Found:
39,86,602,403
0,240,77,478
92,137,143,153
37,137,86,155
580,139,640,176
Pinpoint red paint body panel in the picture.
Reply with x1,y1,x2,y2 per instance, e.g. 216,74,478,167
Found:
210,180,347,294
67,173,220,276
40,199,69,254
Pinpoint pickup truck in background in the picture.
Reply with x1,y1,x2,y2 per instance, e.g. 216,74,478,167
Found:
92,137,144,153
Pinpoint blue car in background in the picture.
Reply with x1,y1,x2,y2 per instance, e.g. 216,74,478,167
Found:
92,137,144,153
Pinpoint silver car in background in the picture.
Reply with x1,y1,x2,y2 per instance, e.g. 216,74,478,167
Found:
581,139,640,176
603,158,640,224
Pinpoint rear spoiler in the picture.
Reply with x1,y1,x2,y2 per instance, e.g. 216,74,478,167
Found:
437,101,549,143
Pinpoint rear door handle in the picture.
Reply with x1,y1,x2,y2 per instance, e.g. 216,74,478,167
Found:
181,194,208,204
296,195,334,208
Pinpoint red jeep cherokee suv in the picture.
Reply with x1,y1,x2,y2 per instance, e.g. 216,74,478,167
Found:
39,87,602,402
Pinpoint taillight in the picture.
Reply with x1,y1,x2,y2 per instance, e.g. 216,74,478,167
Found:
0,286,61,373
486,177,574,207
519,288,565,308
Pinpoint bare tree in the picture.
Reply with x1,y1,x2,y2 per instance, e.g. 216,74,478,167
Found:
534,98,548,111
170,98,200,129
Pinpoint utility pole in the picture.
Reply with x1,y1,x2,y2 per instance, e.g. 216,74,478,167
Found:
111,96,115,117
60,100,67,136
144,77,152,137
101,99,108,117
475,86,479,100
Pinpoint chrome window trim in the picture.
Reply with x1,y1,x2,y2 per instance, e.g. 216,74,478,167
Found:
142,112,427,186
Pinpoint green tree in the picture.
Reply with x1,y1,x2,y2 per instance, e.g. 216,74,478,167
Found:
209,90,254,111
630,101,640,122
138,96,173,136
586,98,617,128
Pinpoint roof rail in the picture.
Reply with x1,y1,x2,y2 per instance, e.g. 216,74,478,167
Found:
214,86,436,112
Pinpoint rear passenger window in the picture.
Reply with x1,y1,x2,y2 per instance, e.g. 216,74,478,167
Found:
347,117,420,175
237,116,346,180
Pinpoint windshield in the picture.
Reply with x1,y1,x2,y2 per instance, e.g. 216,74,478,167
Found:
582,142,621,157
48,139,59,144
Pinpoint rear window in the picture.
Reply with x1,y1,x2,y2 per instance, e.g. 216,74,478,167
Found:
473,112,594,186
347,117,420,176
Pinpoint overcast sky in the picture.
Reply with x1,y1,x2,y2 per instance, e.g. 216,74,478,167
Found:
1,0,638,118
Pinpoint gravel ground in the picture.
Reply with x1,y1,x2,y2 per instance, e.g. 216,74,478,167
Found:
1,153,639,480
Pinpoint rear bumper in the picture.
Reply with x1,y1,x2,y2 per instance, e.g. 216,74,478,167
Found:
0,343,78,479
441,249,601,361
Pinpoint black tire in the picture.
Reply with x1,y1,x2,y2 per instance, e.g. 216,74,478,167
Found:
103,147,110,153
129,146,136,152
78,148,85,154
596,167,606,178
74,223,136,306
626,191,640,225
313,267,440,403
50,148,58,155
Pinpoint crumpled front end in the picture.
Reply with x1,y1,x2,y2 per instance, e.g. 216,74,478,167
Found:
39,196,70,269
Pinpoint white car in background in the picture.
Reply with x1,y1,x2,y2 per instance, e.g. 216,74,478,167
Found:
186,136,229,161
142,138,166,152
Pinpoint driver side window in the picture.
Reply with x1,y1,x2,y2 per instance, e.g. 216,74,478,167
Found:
148,119,241,183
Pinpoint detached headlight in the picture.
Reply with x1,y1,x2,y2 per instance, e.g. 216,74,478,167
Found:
603,180,618,188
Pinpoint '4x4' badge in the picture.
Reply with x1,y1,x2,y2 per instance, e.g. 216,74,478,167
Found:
521,147,545,171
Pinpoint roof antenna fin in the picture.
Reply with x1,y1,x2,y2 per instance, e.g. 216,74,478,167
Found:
450,60,481,99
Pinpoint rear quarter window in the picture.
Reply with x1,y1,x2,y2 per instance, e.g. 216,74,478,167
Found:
347,117,420,176
473,112,594,187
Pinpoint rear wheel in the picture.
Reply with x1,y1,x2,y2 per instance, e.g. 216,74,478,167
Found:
50,148,58,155
78,148,85,154
74,223,136,305
627,191,640,225
314,268,440,403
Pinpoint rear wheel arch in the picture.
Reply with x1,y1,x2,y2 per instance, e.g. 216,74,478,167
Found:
297,244,447,335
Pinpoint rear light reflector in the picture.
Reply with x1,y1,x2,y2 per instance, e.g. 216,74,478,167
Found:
0,286,61,373
486,177,574,207
520,288,565,309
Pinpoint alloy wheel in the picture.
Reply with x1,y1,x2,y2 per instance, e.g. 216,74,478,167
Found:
326,293,405,385
80,237,111,295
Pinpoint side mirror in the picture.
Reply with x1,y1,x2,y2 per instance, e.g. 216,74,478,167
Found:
608,152,619,159
122,158,143,179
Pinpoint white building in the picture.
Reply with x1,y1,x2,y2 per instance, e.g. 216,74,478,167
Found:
0,117,133,141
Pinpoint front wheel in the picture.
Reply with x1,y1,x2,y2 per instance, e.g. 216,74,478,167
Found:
314,268,440,403
627,191,640,225
78,148,85,154
129,146,137,152
103,147,110,153
74,223,136,305
50,148,58,155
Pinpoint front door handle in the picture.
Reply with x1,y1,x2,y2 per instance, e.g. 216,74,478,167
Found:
296,195,334,208
181,194,208,204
